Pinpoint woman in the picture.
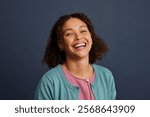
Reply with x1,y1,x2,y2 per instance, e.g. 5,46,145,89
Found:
35,13,116,100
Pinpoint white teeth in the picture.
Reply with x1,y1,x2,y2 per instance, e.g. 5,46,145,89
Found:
74,43,86,48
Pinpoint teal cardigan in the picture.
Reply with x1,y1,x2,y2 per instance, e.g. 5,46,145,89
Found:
35,64,116,100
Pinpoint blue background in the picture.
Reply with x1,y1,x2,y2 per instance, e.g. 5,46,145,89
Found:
0,0,150,99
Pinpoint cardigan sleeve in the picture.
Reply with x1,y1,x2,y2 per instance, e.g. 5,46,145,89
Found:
34,75,54,100
109,72,116,100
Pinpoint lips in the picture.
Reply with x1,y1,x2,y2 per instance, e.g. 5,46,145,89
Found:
73,43,86,49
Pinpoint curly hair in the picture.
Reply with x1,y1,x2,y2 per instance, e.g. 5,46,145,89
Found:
43,13,108,68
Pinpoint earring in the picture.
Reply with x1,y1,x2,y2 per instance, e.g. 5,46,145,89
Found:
60,48,63,51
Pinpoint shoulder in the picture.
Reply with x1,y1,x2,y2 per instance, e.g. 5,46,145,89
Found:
92,64,116,100
93,64,112,75
40,65,62,83
93,64,114,82
44,65,60,77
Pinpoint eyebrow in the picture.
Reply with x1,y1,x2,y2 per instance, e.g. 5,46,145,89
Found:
63,28,72,33
63,25,87,33
80,25,87,28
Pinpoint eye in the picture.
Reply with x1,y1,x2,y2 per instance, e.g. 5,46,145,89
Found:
80,30,88,33
65,33,73,36
64,30,74,37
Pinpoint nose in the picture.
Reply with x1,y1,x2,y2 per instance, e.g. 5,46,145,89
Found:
75,33,82,40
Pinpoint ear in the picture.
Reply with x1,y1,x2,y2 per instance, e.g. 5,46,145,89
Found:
58,39,64,49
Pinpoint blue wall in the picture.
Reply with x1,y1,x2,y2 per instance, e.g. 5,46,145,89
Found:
0,0,150,99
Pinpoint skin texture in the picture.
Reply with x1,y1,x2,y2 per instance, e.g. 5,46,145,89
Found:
58,18,93,79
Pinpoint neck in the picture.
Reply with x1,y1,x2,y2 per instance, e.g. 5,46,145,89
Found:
63,58,93,79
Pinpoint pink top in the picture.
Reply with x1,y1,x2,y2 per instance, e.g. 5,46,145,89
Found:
62,66,95,100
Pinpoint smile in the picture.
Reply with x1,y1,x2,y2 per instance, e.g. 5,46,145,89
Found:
73,43,86,49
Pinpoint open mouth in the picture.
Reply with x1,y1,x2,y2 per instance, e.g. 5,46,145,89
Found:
73,43,86,49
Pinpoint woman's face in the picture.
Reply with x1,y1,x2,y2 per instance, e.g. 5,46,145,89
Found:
59,18,92,60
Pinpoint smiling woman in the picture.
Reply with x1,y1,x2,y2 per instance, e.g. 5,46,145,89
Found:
59,18,93,62
35,13,116,100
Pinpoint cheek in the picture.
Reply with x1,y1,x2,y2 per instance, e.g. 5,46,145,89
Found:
87,35,93,43
62,39,73,49
86,33,92,40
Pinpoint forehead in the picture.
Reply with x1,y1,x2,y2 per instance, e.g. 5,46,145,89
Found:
62,18,87,30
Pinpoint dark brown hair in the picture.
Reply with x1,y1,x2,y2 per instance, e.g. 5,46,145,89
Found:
43,13,108,68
